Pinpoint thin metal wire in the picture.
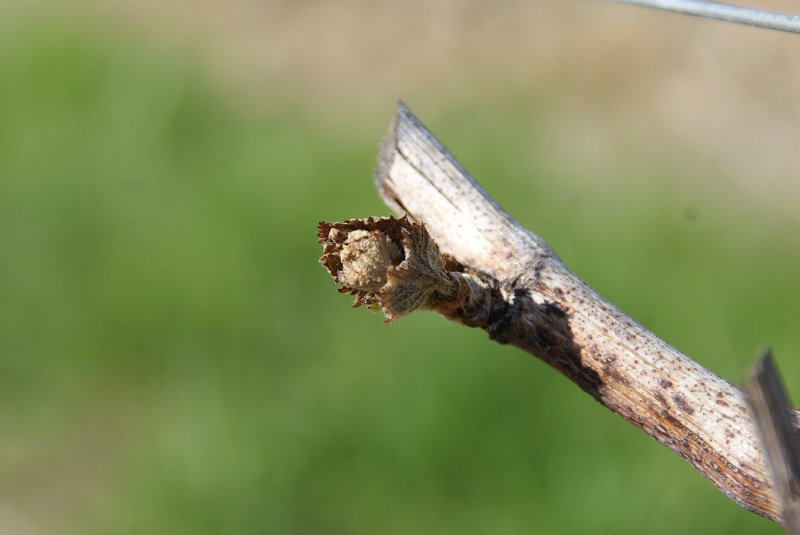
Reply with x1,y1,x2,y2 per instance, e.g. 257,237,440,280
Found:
612,0,800,34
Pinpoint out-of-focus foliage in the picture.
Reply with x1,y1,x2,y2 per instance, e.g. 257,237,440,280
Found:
0,6,798,535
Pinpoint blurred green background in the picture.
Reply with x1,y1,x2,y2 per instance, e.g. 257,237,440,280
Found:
1,1,800,533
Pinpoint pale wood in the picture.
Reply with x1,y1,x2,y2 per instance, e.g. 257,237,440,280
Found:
373,101,800,524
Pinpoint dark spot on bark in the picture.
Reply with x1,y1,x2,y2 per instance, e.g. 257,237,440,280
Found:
500,285,603,396
536,325,556,348
664,413,684,428
673,395,694,414
602,365,628,386
486,287,521,344
660,379,673,389
542,301,567,317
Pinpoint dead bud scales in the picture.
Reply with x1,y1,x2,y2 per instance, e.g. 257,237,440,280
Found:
318,216,496,325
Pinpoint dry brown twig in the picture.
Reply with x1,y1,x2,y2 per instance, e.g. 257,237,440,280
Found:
317,102,800,526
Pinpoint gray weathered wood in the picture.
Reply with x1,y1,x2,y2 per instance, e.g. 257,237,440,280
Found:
373,102,800,524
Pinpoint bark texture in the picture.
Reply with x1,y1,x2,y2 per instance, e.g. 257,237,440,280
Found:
319,102,800,525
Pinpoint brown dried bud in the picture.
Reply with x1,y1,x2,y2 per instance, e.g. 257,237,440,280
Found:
338,229,401,292
318,216,460,321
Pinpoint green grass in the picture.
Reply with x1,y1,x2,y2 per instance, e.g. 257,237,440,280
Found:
0,12,797,535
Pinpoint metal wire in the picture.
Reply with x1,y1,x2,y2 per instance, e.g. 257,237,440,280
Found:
612,0,800,34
